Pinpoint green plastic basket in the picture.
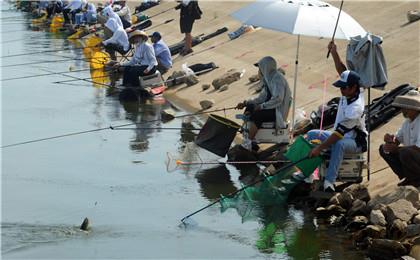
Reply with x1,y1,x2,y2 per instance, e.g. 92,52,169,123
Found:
284,135,322,176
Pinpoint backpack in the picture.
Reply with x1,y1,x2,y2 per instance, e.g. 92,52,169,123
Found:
310,97,340,130
191,1,202,20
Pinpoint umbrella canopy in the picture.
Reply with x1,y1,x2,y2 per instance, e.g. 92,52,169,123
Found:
231,0,366,40
231,0,366,130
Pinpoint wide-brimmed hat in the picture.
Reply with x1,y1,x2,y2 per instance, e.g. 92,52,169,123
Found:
129,30,148,41
392,90,420,111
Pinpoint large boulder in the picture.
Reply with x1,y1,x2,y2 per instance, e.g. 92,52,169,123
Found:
413,212,420,224
368,186,420,211
348,199,368,217
367,239,407,259
343,183,370,202
386,199,417,223
406,224,420,238
336,190,354,209
410,244,420,259
345,215,368,232
370,209,387,226
365,225,387,239
212,69,242,90
388,219,408,240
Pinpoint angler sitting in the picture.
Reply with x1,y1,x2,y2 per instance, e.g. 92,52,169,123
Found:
150,31,172,74
379,90,420,187
236,56,292,151
114,30,158,87
305,70,367,192
102,18,130,61
63,0,83,24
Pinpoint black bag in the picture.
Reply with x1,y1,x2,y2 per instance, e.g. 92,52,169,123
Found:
310,97,340,130
354,128,368,152
190,1,202,20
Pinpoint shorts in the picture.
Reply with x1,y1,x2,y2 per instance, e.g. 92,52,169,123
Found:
247,107,276,128
180,17,195,33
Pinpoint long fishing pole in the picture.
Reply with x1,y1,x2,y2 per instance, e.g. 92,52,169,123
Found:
0,55,107,68
40,68,113,88
1,106,237,148
54,65,217,85
180,156,310,223
1,67,96,82
326,0,344,59
0,45,99,59
111,127,201,130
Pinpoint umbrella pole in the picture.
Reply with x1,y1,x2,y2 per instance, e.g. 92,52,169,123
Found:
291,35,300,132
367,88,371,180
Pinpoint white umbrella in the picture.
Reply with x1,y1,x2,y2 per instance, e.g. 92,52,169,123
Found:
231,0,366,129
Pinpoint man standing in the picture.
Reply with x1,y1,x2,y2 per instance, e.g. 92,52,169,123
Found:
379,90,420,186
175,0,202,56
150,32,172,74
307,70,367,192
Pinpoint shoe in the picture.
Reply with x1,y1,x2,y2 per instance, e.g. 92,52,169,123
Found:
292,171,305,181
251,141,260,152
323,180,335,192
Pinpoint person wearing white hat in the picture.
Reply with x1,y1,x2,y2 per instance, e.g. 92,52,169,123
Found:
117,30,158,87
379,90,420,187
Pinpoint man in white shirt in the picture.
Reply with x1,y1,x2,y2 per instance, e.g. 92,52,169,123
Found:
116,30,158,87
307,70,367,192
114,0,131,29
380,90,420,186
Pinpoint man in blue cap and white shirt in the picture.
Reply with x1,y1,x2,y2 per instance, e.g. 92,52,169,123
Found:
303,70,367,192
151,32,172,74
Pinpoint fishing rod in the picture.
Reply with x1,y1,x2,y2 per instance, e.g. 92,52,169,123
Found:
1,67,95,82
111,127,201,130
144,18,174,31
0,45,100,59
40,68,112,88
180,156,310,223
1,106,237,148
326,0,344,59
0,55,107,68
54,65,217,85
166,152,290,172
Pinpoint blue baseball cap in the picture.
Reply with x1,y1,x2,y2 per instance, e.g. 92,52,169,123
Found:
333,70,360,88
151,31,161,39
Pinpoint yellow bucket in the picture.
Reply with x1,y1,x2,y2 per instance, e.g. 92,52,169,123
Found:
50,16,64,30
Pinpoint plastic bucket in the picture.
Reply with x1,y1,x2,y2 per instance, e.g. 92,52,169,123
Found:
195,114,241,157
284,135,322,176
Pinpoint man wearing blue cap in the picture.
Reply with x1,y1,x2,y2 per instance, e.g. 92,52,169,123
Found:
151,32,172,74
303,70,367,192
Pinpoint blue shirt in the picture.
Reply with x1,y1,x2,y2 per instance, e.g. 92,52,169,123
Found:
153,40,172,69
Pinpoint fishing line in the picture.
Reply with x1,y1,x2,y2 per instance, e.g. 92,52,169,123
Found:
1,107,236,148
110,127,201,131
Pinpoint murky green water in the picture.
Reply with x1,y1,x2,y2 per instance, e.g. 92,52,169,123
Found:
1,2,365,259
